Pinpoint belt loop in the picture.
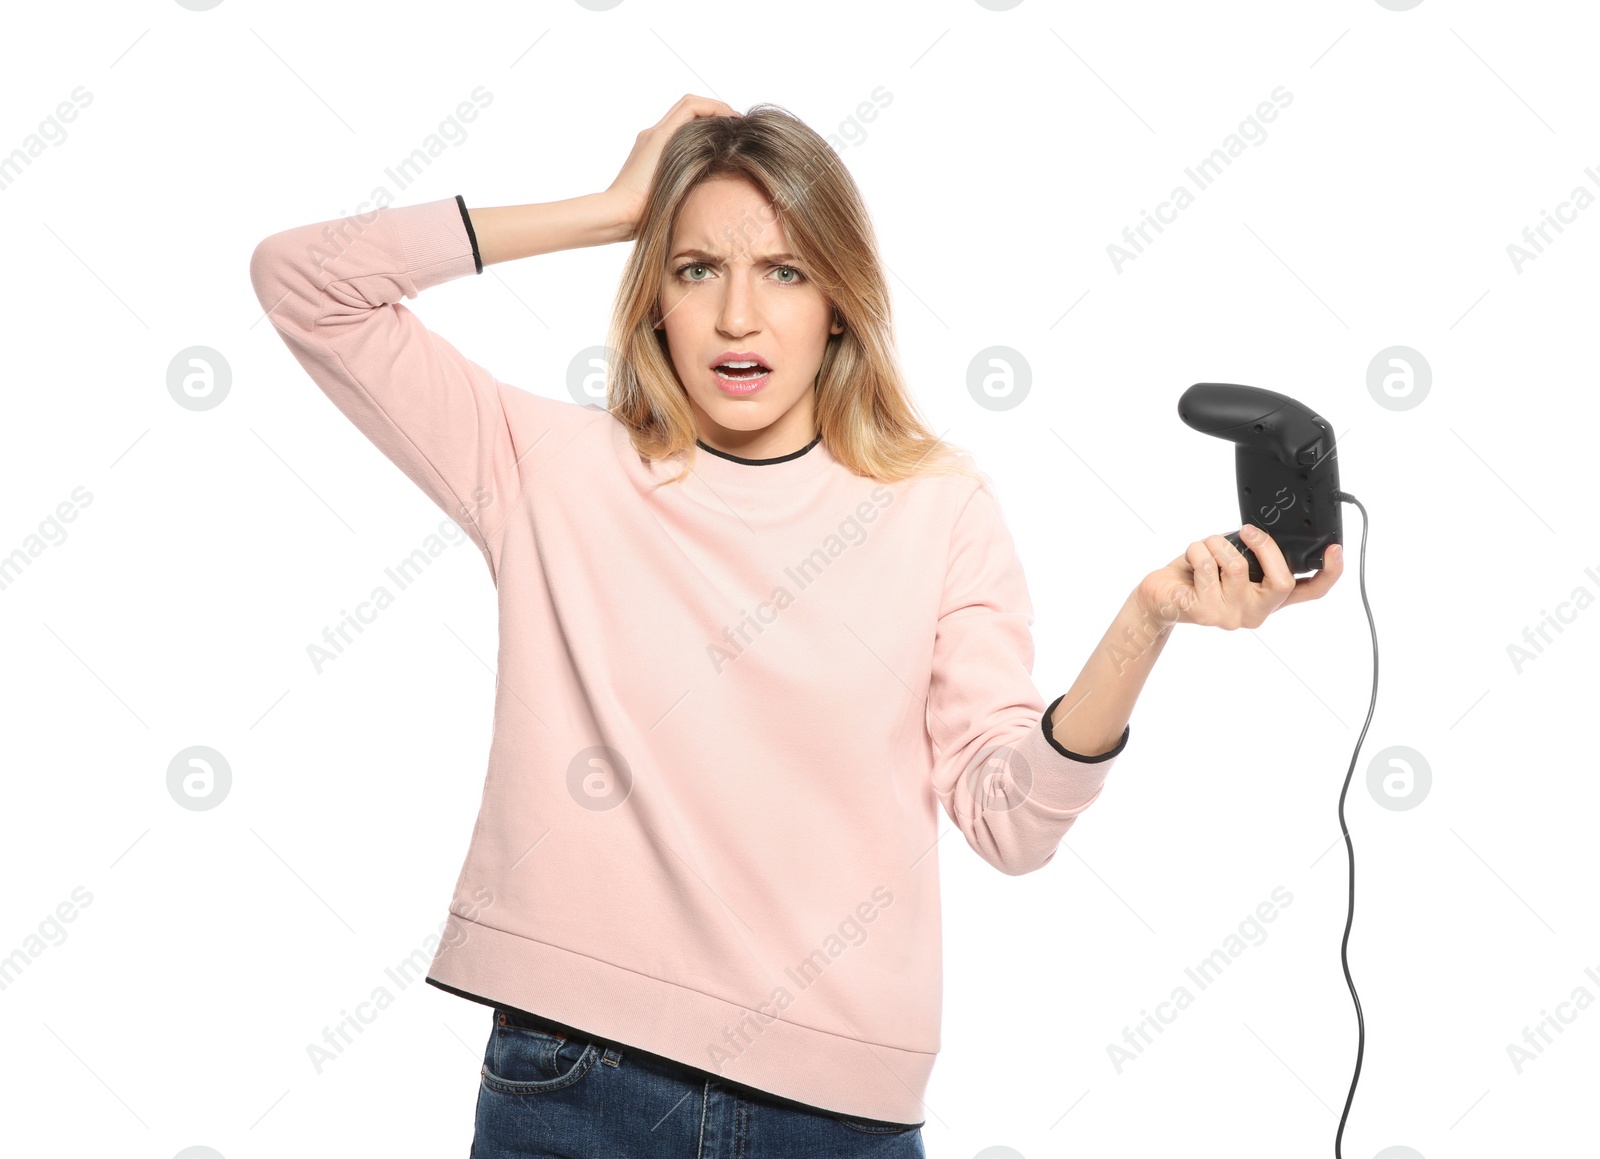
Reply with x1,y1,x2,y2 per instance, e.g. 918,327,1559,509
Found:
602,1044,624,1067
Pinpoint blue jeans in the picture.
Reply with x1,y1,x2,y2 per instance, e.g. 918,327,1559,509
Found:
470,1005,926,1157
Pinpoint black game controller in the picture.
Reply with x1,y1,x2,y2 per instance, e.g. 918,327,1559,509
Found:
1177,383,1343,582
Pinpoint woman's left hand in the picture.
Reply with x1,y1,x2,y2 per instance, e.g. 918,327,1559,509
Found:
1136,525,1344,630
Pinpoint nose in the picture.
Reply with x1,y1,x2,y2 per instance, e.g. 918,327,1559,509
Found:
716,266,758,336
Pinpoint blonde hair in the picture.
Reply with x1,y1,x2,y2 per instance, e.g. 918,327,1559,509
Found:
604,102,982,488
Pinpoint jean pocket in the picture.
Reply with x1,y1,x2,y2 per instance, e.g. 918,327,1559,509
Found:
481,1008,600,1095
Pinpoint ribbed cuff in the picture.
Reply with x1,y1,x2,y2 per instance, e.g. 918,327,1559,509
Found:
1009,693,1128,816
385,198,480,292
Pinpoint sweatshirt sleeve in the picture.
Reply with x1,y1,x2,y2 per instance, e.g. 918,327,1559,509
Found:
926,478,1130,877
248,196,524,570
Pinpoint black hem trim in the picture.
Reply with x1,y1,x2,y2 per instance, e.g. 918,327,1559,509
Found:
1039,693,1130,763
425,975,924,1130
694,432,822,465
455,194,483,274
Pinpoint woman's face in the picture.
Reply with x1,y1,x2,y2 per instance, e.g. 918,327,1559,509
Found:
656,174,843,457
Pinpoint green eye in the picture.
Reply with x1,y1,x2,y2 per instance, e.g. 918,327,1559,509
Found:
672,262,806,285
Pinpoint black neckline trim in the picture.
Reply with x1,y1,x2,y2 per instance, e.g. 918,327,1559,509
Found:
695,432,822,465
455,194,483,275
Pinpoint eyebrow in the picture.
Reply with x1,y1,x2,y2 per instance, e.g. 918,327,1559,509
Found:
669,247,800,265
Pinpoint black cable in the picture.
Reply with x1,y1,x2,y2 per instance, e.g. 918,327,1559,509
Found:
1331,490,1374,1158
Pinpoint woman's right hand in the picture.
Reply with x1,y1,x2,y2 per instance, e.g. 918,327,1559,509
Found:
604,94,740,240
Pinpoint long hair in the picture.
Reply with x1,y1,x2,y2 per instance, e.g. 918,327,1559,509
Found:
604,102,982,488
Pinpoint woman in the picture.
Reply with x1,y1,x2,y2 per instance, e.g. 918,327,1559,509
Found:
250,95,1342,1157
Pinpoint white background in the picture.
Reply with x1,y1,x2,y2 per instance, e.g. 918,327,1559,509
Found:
1,1,1595,1156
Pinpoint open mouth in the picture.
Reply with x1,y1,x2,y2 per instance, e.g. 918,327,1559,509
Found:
712,359,771,380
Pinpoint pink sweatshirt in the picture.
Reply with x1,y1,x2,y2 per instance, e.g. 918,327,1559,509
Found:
249,195,1130,1126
